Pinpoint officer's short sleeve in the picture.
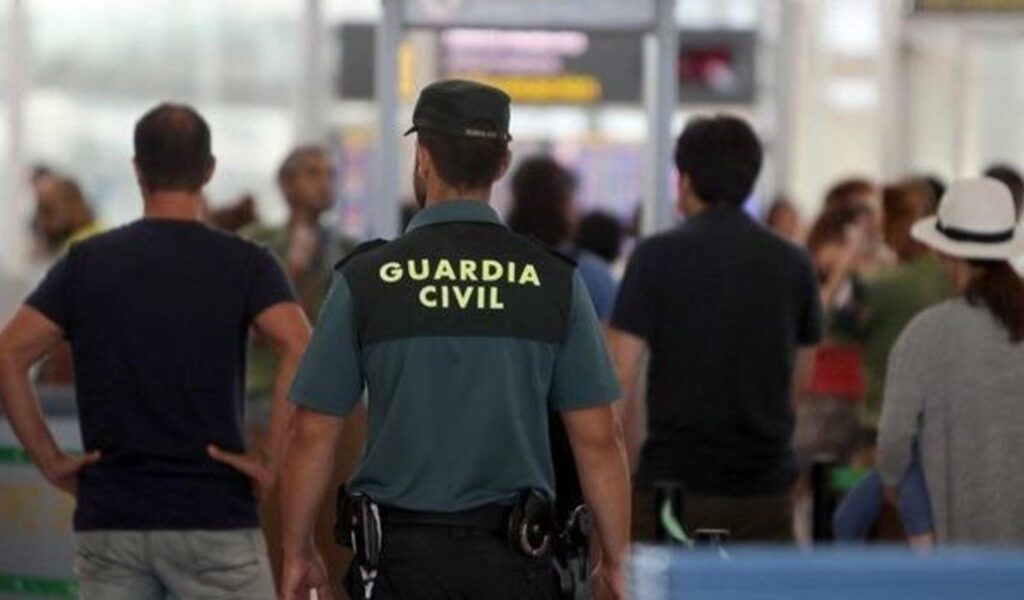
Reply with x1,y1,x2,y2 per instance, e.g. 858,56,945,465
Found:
550,273,622,412
25,254,73,333
289,273,364,417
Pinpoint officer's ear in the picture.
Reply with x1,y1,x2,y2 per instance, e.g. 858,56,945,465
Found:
495,147,512,181
415,141,434,181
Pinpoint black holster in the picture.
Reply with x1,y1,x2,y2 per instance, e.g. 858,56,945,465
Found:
553,504,593,600
335,486,382,570
507,489,557,558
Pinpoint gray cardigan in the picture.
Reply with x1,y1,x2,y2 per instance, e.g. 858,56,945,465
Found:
878,298,1024,544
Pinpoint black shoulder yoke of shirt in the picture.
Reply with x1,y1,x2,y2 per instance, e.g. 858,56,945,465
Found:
543,245,578,268
342,223,576,345
512,232,578,268
334,238,388,271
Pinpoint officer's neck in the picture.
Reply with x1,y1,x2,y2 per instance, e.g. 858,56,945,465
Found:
424,184,491,208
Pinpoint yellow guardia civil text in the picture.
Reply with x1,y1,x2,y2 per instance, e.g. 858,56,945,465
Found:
378,258,542,310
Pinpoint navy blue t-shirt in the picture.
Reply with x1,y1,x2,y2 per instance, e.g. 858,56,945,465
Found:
612,207,822,496
26,219,295,530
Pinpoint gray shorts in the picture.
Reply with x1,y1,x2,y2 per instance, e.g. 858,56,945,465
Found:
75,529,274,600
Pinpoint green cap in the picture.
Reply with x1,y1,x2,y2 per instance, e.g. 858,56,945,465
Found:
404,79,512,142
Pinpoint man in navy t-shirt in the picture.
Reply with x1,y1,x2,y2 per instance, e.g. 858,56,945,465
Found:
0,104,310,599
609,116,822,543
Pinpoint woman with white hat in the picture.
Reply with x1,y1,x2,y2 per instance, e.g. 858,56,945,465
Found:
877,176,1024,544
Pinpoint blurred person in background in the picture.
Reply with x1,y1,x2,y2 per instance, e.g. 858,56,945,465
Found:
508,155,619,321
984,164,1024,217
507,156,622,581
611,115,822,543
245,145,356,420
823,178,892,278
878,177,1024,545
793,201,873,467
984,164,1024,275
242,145,360,591
576,210,625,267
29,174,104,386
824,178,876,214
207,193,259,233
0,103,310,599
31,174,103,259
765,195,803,243
920,175,947,214
860,179,952,424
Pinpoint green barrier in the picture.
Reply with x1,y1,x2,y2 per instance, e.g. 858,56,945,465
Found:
0,573,77,598
658,499,694,547
0,446,33,466
831,466,870,492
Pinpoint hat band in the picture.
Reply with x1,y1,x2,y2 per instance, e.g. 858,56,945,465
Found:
936,220,1014,244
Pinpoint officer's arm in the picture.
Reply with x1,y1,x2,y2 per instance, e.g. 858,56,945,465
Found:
608,327,647,472
562,405,631,575
280,407,344,560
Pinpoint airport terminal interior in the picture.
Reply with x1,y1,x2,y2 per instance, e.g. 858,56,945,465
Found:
4,0,1024,598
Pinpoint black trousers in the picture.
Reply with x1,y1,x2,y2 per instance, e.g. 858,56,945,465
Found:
345,524,560,600
632,486,794,543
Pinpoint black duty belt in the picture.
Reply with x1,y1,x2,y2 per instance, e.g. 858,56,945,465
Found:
380,503,511,533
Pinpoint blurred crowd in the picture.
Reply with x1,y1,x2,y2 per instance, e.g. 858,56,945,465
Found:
17,122,1024,564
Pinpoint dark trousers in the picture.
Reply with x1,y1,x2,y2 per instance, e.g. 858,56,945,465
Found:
632,487,794,543
346,525,559,600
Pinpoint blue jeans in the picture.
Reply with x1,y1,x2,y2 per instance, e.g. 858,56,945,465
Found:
833,448,934,540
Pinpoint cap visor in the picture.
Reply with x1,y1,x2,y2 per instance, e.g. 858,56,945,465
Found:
911,216,1024,261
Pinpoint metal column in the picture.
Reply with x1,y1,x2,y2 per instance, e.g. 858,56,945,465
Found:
371,0,403,240
4,0,29,276
642,0,678,235
298,0,327,143
880,0,908,181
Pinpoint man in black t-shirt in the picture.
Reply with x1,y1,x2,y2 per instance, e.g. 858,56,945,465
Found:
0,104,310,599
609,116,822,543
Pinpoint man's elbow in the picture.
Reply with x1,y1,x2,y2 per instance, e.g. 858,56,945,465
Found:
0,341,22,372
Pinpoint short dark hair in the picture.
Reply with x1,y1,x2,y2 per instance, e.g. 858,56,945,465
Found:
134,103,213,193
278,145,328,185
921,174,947,210
984,164,1024,217
674,115,762,207
576,211,623,263
418,130,508,190
507,155,575,247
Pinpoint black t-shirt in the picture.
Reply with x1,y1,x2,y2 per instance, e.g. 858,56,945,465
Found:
612,207,822,496
26,219,295,530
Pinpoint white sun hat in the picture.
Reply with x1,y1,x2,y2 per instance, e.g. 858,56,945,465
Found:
911,177,1024,261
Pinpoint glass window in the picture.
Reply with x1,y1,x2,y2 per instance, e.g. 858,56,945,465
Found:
23,0,303,227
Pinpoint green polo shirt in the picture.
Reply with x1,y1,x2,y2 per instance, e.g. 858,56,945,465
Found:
243,223,355,398
861,252,952,422
290,201,620,511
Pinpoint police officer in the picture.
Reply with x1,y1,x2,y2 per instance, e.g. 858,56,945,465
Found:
279,80,631,600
